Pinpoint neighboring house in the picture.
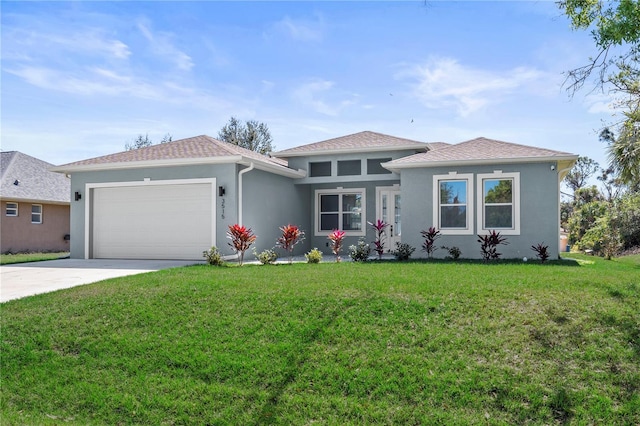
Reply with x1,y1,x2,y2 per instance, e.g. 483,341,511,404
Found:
1,151,71,253
52,131,577,260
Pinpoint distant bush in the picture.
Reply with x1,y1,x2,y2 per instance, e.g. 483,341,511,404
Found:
392,242,415,261
203,246,224,266
254,248,278,265
305,248,323,264
441,245,461,260
349,238,371,262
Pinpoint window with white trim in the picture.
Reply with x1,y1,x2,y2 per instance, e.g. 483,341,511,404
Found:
477,172,520,235
316,188,365,235
31,204,42,224
6,202,18,216
432,173,474,235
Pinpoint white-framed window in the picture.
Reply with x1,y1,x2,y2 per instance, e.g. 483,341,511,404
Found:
477,171,520,235
31,204,42,224
315,188,366,236
433,173,474,235
6,202,18,216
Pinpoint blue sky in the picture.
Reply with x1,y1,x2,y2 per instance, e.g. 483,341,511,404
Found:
2,1,617,168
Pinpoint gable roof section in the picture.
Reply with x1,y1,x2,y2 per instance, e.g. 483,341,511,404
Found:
272,131,431,157
383,137,578,170
1,151,70,204
51,135,304,178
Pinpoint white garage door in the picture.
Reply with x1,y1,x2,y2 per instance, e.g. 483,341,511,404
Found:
92,182,214,260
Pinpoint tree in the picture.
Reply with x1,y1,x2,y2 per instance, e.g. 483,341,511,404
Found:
558,0,640,187
217,117,275,155
124,133,173,151
125,134,153,151
564,156,600,193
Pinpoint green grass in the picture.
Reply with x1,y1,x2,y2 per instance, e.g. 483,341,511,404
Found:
0,252,69,265
2,255,639,425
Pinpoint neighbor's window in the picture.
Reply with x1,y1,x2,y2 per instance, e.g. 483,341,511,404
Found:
31,204,42,224
6,202,18,216
432,173,474,235
477,172,520,234
367,158,392,175
337,160,361,176
316,188,365,235
309,161,332,177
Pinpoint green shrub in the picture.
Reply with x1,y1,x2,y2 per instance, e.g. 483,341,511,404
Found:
202,246,225,266
579,215,622,259
305,248,323,263
349,238,371,262
254,248,278,265
392,242,415,261
441,245,461,260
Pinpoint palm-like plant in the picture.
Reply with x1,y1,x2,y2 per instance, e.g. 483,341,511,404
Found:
227,224,257,266
368,219,389,260
276,224,305,263
328,230,346,262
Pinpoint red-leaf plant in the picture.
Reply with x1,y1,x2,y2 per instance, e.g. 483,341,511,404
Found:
368,219,389,260
327,229,346,262
227,224,257,266
421,226,442,259
477,230,509,262
276,224,305,264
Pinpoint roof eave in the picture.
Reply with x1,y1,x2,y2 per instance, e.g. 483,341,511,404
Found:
239,158,307,178
382,155,579,172
0,196,70,205
50,156,245,173
273,144,429,158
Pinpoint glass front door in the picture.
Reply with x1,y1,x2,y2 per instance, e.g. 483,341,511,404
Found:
377,187,401,251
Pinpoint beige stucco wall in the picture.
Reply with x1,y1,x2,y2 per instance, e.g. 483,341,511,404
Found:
0,201,70,253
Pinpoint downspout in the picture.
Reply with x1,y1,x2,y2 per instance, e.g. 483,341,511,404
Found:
237,162,255,226
557,163,573,256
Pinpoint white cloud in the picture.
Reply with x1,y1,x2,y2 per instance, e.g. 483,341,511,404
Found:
292,79,357,116
398,57,548,117
270,15,324,42
137,19,194,71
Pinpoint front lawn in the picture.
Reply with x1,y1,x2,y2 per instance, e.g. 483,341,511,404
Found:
0,252,69,265
1,255,639,424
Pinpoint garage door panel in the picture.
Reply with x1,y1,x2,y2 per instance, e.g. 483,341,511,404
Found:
93,183,213,260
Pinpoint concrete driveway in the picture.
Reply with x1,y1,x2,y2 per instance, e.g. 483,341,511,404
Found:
1,258,201,303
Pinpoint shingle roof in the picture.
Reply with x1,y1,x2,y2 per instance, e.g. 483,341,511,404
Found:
57,135,289,168
272,131,430,157
385,137,577,168
0,151,70,203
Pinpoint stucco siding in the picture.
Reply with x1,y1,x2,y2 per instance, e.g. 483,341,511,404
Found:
68,164,237,259
1,201,70,252
241,169,310,258
401,162,561,260
305,180,399,255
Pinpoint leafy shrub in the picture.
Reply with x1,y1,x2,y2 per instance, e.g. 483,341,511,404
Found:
227,224,257,266
202,246,224,266
254,248,278,265
477,230,509,262
441,245,461,260
368,219,389,260
579,215,622,259
305,248,323,263
530,243,550,263
421,226,441,258
568,200,608,244
349,238,371,262
328,230,346,262
610,192,640,250
276,224,305,263
392,242,415,261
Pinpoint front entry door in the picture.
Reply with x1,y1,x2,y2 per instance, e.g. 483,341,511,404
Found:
376,186,401,251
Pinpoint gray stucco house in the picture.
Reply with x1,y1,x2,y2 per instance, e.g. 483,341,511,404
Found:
52,131,577,260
